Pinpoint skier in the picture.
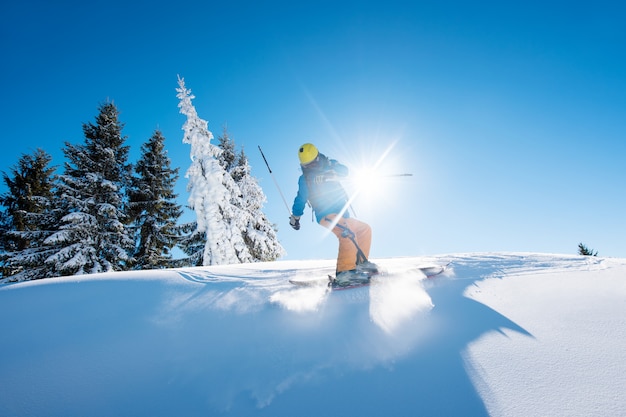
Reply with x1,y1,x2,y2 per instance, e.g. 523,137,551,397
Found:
289,143,378,285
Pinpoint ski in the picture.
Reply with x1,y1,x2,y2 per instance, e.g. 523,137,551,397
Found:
289,264,448,289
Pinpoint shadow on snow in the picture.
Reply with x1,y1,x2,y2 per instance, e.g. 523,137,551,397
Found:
166,260,531,417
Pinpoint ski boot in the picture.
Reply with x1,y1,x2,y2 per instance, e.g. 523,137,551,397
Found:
330,269,372,288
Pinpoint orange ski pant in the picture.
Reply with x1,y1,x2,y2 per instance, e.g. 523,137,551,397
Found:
320,214,372,273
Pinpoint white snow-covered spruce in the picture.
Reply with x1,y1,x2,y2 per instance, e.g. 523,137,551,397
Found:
176,77,283,265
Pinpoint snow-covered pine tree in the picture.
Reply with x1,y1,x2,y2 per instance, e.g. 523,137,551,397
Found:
0,210,9,277
235,148,284,261
176,76,248,265
128,130,182,269
217,126,237,172
216,129,284,262
212,127,257,263
175,222,206,266
45,102,134,276
0,149,62,282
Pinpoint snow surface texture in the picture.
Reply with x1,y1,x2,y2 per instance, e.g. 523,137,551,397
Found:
1,253,625,417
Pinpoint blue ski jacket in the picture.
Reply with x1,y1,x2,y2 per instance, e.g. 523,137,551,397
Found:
292,154,350,223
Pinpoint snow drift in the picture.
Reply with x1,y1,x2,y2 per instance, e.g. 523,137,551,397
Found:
1,253,625,417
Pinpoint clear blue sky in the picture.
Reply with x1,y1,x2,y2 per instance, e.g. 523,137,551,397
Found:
2,0,625,260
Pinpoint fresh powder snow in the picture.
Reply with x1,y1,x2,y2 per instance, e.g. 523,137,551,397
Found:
0,253,624,416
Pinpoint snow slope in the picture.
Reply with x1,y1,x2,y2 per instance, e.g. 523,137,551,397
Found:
1,253,624,417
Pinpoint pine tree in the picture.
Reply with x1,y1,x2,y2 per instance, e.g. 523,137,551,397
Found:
217,126,237,172
234,148,285,261
175,222,206,266
213,127,255,263
128,130,182,269
46,102,134,276
0,209,10,277
176,76,245,265
578,242,598,257
0,149,61,281
216,128,285,262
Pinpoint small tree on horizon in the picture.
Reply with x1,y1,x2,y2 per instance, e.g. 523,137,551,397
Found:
578,242,598,257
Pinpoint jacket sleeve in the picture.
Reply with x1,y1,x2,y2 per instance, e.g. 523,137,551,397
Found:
329,159,349,177
291,175,308,217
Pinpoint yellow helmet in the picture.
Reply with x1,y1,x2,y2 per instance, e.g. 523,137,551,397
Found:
298,143,319,165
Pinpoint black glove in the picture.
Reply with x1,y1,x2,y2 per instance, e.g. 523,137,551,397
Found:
289,215,301,230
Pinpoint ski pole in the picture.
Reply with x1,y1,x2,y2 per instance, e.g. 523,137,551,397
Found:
258,146,292,215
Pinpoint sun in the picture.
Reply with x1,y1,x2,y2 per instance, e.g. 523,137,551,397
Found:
351,167,385,195
343,141,407,206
